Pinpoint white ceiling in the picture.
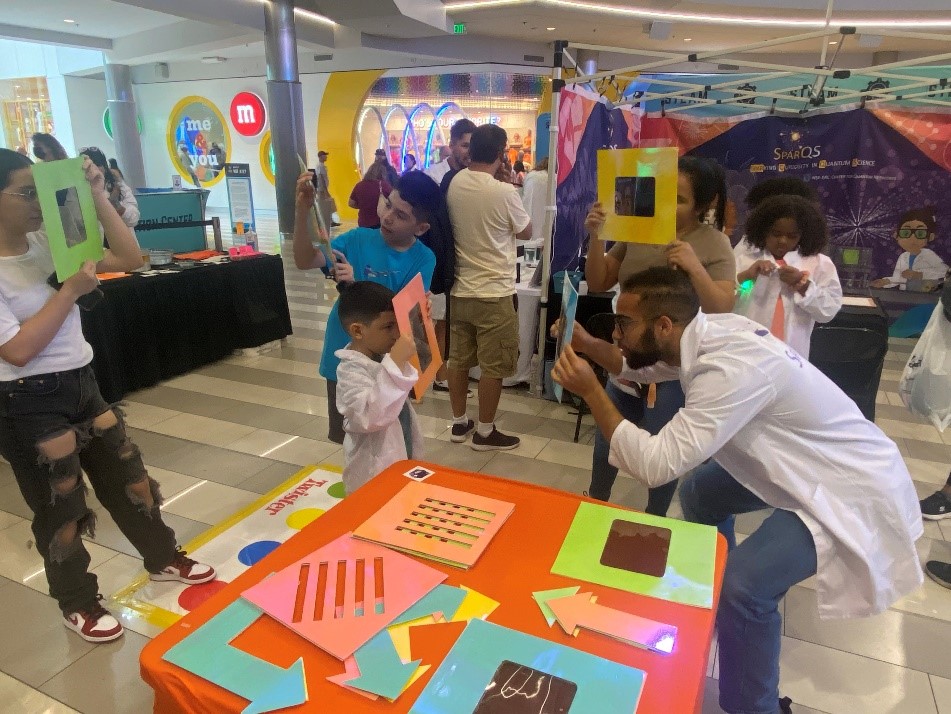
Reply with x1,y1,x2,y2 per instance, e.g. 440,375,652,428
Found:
0,0,181,39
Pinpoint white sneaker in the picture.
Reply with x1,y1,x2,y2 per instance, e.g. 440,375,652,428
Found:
149,549,217,584
63,597,124,643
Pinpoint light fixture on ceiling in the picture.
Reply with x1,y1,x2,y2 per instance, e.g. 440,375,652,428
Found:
829,41,838,45
684,37,692,41
201,56,227,64
547,26,556,30
63,18,76,23
444,0,951,29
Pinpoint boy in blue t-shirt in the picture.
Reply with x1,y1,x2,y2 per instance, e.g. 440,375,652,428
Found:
293,171,438,443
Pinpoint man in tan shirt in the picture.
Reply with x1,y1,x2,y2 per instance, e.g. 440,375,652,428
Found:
446,124,532,450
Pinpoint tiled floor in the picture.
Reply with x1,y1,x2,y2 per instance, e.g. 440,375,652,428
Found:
0,210,949,713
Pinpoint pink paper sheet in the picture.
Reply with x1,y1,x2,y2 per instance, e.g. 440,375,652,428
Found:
241,533,446,660
352,481,514,569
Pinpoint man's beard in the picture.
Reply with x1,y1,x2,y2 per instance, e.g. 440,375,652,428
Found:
624,331,663,370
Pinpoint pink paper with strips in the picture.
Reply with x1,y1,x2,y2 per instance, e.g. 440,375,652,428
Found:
241,533,445,661
352,481,514,569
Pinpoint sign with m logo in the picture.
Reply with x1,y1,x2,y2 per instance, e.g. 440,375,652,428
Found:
229,91,267,137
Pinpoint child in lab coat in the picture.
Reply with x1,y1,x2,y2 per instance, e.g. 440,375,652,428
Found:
335,281,424,494
734,194,842,359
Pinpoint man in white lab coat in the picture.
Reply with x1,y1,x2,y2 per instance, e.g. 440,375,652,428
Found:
552,266,923,714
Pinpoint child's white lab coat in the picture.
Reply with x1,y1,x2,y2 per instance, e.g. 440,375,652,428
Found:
734,243,842,359
335,348,424,494
609,312,923,619
884,248,948,285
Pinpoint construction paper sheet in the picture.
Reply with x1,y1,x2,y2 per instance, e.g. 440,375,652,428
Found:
597,147,678,245
553,272,579,403
352,481,514,569
241,532,446,661
344,629,424,699
532,587,581,628
33,158,104,281
452,585,500,622
546,591,678,654
163,599,307,714
393,274,443,401
551,501,717,609
112,467,344,626
408,619,646,714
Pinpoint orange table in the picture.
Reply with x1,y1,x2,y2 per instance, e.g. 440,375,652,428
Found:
141,461,727,713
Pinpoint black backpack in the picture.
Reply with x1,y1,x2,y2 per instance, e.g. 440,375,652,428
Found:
419,168,461,296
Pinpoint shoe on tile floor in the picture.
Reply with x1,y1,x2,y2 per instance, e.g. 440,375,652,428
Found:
778,696,793,713
451,419,476,443
149,549,217,584
433,380,472,397
471,427,520,451
926,560,951,589
920,490,951,520
63,596,124,643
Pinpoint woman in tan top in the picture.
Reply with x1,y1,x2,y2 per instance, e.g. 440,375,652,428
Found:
584,156,736,514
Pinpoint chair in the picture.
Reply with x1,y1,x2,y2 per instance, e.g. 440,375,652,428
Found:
570,312,618,442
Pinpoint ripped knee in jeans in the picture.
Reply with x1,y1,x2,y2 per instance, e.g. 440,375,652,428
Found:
46,470,97,564
92,409,164,513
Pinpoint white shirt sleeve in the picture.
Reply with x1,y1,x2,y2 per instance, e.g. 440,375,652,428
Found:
609,357,776,487
918,249,949,281
118,183,140,228
0,295,21,350
336,355,418,434
505,185,531,234
793,254,842,323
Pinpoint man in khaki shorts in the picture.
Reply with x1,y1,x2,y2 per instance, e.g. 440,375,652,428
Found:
446,124,532,450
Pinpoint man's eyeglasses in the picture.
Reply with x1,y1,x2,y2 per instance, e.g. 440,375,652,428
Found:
1,188,39,202
898,227,929,240
613,313,676,333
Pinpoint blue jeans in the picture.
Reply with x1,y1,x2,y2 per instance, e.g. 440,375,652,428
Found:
589,380,685,515
679,462,818,714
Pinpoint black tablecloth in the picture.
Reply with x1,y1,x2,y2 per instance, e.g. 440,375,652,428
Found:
81,255,292,403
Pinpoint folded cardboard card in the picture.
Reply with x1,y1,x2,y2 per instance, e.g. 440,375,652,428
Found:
597,147,678,245
393,274,443,401
353,481,514,569
33,158,104,281
553,272,579,404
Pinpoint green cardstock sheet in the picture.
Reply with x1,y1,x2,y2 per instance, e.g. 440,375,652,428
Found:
33,158,104,281
551,501,717,609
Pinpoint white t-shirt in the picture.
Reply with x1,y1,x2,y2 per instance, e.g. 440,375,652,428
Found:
0,231,93,380
447,169,531,298
423,158,452,186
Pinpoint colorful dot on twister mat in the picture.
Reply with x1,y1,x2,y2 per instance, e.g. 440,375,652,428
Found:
327,481,346,499
285,508,324,530
238,540,281,566
178,580,229,611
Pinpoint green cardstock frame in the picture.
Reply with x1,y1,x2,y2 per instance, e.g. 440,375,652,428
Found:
33,158,104,281
551,501,717,609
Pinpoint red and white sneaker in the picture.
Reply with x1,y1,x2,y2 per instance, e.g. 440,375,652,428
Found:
63,597,124,643
149,549,216,584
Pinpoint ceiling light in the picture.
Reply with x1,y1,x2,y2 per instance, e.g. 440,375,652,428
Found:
63,18,76,23
201,56,227,64
547,26,556,30
444,0,951,29
829,41,838,45
684,38,692,41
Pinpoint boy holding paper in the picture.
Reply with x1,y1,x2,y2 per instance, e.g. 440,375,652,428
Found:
334,281,424,494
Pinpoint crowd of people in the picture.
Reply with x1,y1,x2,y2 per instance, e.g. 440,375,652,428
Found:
0,117,945,714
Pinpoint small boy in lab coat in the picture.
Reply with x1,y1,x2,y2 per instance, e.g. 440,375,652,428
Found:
335,281,424,494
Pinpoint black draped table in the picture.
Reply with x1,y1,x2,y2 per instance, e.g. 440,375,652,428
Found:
81,255,293,403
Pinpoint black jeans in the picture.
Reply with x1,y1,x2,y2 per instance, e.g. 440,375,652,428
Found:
0,365,177,613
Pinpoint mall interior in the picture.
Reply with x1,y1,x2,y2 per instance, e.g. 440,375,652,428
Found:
1,1,951,713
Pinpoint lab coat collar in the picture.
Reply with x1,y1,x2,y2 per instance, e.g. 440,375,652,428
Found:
676,311,709,376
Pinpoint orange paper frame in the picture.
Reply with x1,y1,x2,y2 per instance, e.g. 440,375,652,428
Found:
393,274,442,402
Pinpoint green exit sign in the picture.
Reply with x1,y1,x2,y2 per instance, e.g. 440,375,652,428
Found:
453,23,466,34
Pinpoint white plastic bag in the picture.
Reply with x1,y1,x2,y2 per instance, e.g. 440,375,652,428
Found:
899,302,951,431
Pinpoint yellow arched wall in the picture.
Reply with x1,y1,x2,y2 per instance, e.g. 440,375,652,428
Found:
317,69,385,222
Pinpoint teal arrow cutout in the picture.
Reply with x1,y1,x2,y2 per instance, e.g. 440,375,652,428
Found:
390,584,467,626
163,599,307,714
345,629,421,699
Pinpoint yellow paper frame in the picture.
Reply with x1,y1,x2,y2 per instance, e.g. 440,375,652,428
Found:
597,147,679,245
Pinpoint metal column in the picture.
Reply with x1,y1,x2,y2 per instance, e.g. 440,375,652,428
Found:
264,0,308,241
104,64,146,189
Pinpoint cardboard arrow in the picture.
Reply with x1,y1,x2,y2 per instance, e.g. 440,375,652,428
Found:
547,592,678,654
163,599,307,714
345,629,423,699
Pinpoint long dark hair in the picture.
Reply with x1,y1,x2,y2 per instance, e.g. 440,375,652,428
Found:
31,133,68,161
80,147,116,194
0,148,34,190
678,156,727,230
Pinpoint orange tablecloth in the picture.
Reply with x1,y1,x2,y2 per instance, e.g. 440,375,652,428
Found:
140,461,727,713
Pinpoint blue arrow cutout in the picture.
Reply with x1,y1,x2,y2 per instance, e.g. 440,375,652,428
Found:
345,629,421,699
389,584,467,626
163,599,307,714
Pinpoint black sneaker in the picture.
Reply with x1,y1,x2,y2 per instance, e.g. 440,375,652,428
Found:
920,491,951,520
779,696,793,714
926,561,951,589
471,427,520,451
450,419,475,443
